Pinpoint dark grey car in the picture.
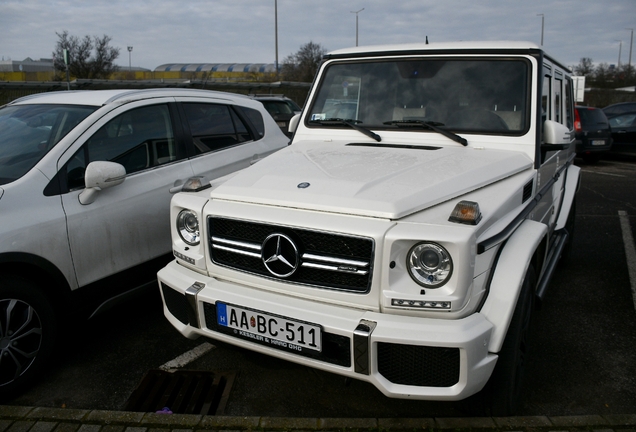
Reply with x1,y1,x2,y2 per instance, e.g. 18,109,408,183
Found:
574,105,612,162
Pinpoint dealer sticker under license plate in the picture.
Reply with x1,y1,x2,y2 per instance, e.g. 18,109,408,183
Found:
216,302,322,352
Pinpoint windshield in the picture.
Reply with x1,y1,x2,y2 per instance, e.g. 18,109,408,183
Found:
308,58,530,135
0,104,96,185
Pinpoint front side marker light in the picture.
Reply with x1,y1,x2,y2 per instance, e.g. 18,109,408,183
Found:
449,200,482,225
182,176,211,192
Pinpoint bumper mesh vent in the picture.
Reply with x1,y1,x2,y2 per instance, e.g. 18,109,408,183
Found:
377,342,460,387
161,283,190,325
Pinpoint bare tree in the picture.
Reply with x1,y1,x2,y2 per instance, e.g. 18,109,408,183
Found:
53,31,120,79
573,57,594,77
280,41,327,82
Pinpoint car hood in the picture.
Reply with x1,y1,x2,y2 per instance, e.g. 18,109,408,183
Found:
210,141,533,219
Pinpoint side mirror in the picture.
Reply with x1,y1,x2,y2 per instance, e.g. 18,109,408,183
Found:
79,161,126,205
288,113,301,134
542,120,573,150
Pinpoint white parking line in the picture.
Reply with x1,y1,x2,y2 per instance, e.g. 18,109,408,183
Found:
159,342,216,370
618,211,636,310
580,170,626,177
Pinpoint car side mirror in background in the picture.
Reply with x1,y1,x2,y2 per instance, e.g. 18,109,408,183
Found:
542,120,573,151
288,113,301,135
79,161,126,205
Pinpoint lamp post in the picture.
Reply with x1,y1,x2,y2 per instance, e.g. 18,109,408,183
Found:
351,8,364,47
615,40,622,69
127,46,133,71
537,14,544,46
274,0,278,76
627,28,634,70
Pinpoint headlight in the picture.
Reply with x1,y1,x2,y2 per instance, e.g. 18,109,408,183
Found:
407,242,453,288
176,209,200,246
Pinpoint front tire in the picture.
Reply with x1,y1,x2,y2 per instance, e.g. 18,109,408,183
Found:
462,265,536,416
0,275,57,400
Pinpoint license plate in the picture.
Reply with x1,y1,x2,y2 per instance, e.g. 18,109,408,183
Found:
591,140,605,146
216,302,322,352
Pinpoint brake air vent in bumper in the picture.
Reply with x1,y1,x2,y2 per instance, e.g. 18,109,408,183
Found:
161,283,190,325
377,343,460,387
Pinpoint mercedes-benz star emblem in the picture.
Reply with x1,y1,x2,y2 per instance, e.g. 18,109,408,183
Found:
261,233,299,278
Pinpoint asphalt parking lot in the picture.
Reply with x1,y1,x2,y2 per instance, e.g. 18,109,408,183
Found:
6,155,636,418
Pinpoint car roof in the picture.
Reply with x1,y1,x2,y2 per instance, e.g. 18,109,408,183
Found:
324,40,572,71
326,40,542,57
9,88,249,107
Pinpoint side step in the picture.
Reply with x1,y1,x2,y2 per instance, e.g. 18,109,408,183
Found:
535,228,569,302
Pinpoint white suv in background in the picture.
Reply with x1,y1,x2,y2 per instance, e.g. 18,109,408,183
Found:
0,88,287,397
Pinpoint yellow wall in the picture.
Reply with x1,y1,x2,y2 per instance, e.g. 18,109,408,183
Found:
0,71,56,81
1,70,278,82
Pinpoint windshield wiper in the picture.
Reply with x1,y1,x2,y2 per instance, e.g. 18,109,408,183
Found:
383,120,467,146
310,118,381,142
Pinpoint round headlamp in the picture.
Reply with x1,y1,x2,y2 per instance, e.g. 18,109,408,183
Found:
407,242,453,288
176,209,200,245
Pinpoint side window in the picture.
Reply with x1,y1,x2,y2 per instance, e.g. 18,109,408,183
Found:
236,106,265,138
554,78,562,124
66,104,176,190
182,103,254,155
541,75,551,123
564,78,574,130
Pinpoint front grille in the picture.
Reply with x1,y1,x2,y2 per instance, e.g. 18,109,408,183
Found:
377,342,460,387
208,217,374,293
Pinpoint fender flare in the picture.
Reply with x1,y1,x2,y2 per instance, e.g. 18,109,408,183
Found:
555,163,581,230
480,219,547,353
0,252,72,296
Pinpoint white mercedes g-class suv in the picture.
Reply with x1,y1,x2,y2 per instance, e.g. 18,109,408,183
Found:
158,41,579,415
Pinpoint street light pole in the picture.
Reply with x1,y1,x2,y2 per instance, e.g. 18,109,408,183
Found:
274,0,278,76
127,46,133,71
537,14,544,46
627,28,634,70
351,8,364,46
616,40,622,69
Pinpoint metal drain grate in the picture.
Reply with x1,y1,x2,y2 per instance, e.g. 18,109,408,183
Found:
123,369,236,415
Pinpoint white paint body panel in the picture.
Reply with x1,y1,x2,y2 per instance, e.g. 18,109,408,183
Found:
158,42,580,400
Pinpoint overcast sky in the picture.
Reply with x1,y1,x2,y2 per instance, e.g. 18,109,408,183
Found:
1,0,635,71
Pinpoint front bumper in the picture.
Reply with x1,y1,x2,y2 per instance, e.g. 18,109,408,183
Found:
157,260,498,400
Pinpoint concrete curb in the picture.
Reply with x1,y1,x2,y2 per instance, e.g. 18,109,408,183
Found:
0,406,635,431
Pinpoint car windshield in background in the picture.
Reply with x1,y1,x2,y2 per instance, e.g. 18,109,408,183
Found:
308,58,529,134
262,101,295,116
0,104,96,185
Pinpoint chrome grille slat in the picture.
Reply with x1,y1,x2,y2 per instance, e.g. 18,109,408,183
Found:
301,262,369,275
302,253,369,268
212,243,262,259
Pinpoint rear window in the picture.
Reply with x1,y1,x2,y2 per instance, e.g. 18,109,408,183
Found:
576,107,608,128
